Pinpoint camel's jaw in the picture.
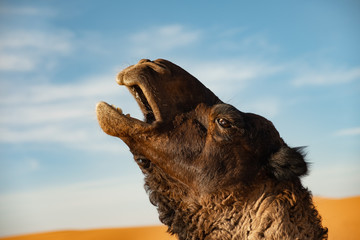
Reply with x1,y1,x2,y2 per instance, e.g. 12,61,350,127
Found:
96,58,221,139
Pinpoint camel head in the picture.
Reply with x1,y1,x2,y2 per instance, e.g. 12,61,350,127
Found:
96,59,308,194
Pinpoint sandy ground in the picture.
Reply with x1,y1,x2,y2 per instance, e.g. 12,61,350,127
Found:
314,196,360,240
1,196,359,240
0,226,176,240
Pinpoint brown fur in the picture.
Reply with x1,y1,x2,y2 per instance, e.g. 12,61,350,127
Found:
96,59,328,239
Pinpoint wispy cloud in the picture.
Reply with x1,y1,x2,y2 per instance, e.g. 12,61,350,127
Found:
0,30,72,52
292,66,360,86
242,98,281,118
27,158,40,172
0,74,140,152
0,126,87,144
0,54,35,71
0,75,119,105
0,6,55,17
0,30,73,71
240,33,280,52
334,127,360,137
129,24,201,55
0,6,117,149
181,59,283,97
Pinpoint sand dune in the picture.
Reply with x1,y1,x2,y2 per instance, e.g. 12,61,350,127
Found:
1,196,359,240
0,226,176,240
314,196,360,240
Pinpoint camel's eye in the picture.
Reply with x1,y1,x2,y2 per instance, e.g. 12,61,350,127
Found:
217,118,231,128
136,158,151,169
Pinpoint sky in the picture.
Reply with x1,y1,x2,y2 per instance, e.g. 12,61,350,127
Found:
0,0,359,237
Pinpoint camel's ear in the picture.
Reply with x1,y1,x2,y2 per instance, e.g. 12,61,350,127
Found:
268,146,308,181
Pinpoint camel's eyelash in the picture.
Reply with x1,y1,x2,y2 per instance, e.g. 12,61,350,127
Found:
217,118,232,128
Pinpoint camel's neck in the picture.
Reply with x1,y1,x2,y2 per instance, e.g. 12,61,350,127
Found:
145,175,327,240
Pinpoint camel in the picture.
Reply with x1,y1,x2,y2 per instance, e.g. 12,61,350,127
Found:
96,59,328,239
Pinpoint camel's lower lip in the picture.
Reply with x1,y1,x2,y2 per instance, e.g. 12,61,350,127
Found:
97,101,145,123
96,101,151,138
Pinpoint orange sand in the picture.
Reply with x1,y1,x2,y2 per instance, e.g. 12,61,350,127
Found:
314,196,360,240
1,196,359,240
0,226,176,240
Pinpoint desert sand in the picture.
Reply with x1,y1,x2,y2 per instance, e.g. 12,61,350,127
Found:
1,196,359,240
314,196,360,240
0,226,177,240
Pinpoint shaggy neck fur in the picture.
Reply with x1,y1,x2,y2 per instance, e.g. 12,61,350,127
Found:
144,166,327,240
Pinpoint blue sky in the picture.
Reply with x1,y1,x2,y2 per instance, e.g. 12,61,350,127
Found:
0,0,359,237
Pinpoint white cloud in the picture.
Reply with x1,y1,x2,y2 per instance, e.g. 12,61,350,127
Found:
0,6,55,17
0,30,73,71
242,98,281,118
292,66,360,86
0,177,159,237
129,24,201,55
0,126,87,143
0,30,72,52
181,59,283,97
0,76,114,125
192,63,257,83
239,33,280,53
0,75,119,105
0,54,35,71
0,103,91,125
334,127,360,137
0,74,141,151
27,159,40,171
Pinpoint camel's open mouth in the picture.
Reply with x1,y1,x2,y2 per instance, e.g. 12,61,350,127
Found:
103,83,158,125
107,80,162,125
96,58,221,139
128,85,156,124
96,82,159,169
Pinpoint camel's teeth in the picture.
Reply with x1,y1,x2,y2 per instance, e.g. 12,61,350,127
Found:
117,107,123,114
111,104,123,114
135,91,140,100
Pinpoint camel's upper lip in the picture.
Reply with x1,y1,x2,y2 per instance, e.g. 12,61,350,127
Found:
115,59,170,124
